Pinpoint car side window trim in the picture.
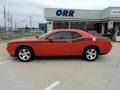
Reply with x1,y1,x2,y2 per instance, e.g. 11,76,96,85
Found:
46,31,81,40
47,31,72,40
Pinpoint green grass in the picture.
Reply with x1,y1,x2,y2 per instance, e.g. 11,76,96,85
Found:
0,33,42,41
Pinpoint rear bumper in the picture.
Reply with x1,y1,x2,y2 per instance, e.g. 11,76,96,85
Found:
100,43,112,55
100,49,112,55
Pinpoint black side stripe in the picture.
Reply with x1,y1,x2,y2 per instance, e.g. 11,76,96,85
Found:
51,41,67,43
96,38,111,41
10,41,48,44
72,38,92,43
10,41,67,44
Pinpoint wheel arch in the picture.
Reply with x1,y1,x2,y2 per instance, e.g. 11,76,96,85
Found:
82,45,100,55
15,45,35,56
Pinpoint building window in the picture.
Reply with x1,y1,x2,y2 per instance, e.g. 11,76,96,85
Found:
70,22,85,29
53,21,69,29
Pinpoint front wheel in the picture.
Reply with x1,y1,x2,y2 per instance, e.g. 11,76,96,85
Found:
83,47,98,61
16,47,34,62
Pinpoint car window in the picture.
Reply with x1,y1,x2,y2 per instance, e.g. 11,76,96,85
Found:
49,32,72,39
51,32,62,39
72,32,81,39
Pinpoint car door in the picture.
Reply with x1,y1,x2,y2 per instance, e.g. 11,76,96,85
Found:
70,32,86,55
39,31,73,56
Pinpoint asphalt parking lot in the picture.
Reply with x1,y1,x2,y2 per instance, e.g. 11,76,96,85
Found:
0,42,120,90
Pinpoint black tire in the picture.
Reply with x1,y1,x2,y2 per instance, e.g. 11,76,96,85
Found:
16,47,34,62
83,47,98,61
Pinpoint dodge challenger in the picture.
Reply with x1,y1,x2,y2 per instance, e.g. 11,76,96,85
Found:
6,29,112,62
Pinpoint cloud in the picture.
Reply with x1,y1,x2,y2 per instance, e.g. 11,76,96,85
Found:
0,0,120,27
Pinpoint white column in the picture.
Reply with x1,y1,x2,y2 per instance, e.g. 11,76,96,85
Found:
47,20,53,32
84,22,87,31
108,21,113,29
115,24,119,36
101,24,105,34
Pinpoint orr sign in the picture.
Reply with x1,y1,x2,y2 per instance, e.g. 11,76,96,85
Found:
56,9,75,17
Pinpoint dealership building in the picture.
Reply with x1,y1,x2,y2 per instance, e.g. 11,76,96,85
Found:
44,7,120,40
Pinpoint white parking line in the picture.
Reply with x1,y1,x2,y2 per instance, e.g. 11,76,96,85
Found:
0,61,12,65
44,81,61,90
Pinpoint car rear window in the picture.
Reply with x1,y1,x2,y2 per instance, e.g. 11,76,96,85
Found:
72,32,81,39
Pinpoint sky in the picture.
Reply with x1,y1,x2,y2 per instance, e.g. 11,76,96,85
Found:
0,0,120,28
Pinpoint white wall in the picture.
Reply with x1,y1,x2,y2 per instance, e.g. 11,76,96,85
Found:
44,8,102,20
47,20,53,32
108,21,113,29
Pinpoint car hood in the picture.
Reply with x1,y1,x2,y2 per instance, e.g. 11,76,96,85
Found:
8,37,43,43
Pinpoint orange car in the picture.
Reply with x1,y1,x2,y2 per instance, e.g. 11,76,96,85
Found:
6,29,112,62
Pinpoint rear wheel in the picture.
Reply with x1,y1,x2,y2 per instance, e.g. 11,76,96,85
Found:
83,47,98,61
16,47,34,62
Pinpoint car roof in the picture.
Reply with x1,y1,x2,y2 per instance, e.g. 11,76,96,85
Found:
53,29,83,32
52,29,93,37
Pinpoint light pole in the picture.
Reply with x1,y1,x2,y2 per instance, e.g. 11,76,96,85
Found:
3,5,6,31
30,16,32,32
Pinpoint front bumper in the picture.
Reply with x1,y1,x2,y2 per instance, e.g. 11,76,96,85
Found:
6,44,16,56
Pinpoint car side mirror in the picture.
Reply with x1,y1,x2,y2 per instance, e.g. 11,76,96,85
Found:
48,37,54,42
35,36,39,38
